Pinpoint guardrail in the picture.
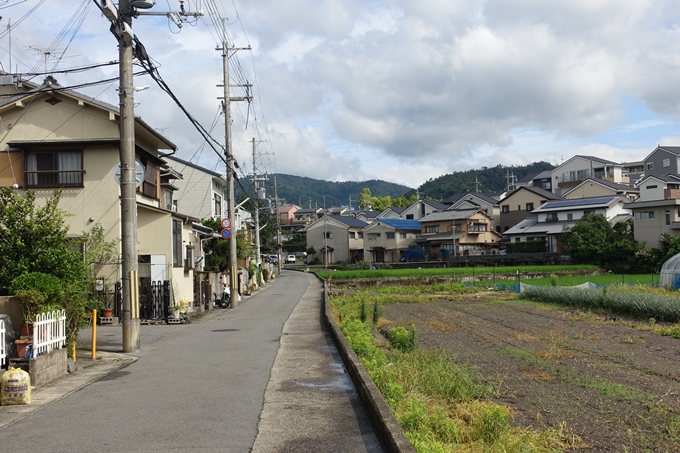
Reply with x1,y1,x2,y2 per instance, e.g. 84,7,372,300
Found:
0,318,5,366
33,309,67,356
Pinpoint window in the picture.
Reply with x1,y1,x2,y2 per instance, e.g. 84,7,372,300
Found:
25,150,83,188
138,158,158,198
185,244,194,270
358,232,363,239
663,158,671,168
542,182,551,190
214,194,222,218
405,214,414,220
647,162,654,170
368,233,381,240
666,210,671,226
646,185,658,189
583,210,595,216
324,232,333,239
386,232,395,239
567,213,573,220
425,225,439,233
526,202,534,211
172,220,182,267
399,232,407,239
635,211,655,220
546,213,558,222
515,237,521,242
501,205,509,213
577,169,589,179
349,231,356,239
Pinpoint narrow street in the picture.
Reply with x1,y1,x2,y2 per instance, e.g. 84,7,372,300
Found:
0,271,382,452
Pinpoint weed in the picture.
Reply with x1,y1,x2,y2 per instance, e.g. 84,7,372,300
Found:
389,325,417,352
95,355,103,360
372,301,382,324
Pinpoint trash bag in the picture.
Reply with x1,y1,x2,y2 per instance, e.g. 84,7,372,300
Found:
1,367,31,405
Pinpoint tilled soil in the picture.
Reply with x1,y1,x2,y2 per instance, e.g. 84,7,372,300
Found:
382,293,680,452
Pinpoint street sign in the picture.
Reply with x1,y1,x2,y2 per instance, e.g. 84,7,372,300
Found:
221,218,231,229
221,229,232,239
113,160,145,188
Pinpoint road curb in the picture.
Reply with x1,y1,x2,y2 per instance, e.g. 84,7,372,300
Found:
320,276,416,453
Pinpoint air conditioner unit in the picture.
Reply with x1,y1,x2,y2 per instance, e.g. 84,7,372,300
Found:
0,75,14,86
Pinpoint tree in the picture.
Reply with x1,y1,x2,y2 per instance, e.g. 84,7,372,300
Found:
359,188,373,210
564,214,613,267
0,188,84,295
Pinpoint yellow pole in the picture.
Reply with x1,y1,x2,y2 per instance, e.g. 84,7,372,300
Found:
72,341,76,362
91,309,97,359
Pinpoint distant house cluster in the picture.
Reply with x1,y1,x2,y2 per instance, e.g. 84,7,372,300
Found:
289,152,678,264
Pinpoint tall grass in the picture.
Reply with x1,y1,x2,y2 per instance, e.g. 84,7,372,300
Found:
521,284,680,322
330,292,580,452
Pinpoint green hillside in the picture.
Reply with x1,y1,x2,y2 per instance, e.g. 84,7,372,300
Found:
265,174,412,208
409,162,555,200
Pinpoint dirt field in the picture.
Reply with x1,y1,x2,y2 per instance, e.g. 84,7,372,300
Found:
381,293,680,452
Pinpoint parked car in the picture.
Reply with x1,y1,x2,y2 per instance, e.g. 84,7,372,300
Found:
287,254,296,264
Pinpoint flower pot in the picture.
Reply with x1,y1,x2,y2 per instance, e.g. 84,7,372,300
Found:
171,309,180,319
102,309,113,318
15,339,32,359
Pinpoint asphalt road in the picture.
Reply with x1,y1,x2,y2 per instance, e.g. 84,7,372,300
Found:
0,270,381,452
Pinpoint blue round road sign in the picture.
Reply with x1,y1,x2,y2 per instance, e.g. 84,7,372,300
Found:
221,229,232,239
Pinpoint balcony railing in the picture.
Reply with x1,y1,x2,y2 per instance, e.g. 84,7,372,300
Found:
25,170,84,188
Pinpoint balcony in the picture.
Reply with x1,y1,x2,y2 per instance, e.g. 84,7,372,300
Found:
24,170,84,188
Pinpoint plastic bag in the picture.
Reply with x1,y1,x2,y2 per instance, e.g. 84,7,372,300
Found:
1,367,32,405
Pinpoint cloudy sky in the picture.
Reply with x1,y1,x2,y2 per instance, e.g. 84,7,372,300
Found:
2,0,680,188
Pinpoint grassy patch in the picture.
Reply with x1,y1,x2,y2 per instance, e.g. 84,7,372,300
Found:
320,264,598,280
331,293,579,451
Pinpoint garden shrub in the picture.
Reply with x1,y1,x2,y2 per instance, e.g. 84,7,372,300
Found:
389,325,417,352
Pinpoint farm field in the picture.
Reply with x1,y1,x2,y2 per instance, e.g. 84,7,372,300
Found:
379,293,680,452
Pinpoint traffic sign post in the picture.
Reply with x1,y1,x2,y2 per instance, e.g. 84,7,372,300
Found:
221,218,231,240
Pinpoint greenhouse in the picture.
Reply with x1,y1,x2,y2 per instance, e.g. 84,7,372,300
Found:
659,253,680,289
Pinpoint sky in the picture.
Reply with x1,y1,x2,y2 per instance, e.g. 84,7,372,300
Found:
2,0,680,189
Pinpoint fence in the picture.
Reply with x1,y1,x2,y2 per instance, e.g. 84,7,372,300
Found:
33,309,67,356
0,318,5,366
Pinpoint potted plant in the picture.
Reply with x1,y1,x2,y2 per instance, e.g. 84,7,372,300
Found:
169,304,180,319
14,336,33,359
14,288,47,337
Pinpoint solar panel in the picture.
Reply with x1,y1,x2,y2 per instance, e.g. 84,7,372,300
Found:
542,196,615,209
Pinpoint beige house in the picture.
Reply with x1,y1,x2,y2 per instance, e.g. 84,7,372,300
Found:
624,175,680,248
550,155,626,196
0,76,200,307
362,219,421,263
305,215,367,264
417,210,504,259
499,186,564,233
563,178,639,201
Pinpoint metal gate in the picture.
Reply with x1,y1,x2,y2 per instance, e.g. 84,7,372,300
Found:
140,280,170,320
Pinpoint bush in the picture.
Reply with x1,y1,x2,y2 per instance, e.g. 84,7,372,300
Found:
389,325,417,352
10,272,64,321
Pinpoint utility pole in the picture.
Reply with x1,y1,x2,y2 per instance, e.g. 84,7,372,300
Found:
118,0,138,353
218,33,251,308
273,176,282,274
98,0,203,352
252,137,262,266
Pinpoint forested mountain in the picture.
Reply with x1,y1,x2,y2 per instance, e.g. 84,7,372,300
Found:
408,162,555,200
246,162,555,208
263,174,412,208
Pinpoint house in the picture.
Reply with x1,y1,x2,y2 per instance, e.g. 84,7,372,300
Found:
641,146,680,178
293,207,323,227
563,178,639,201
354,210,380,224
377,206,406,219
327,206,349,216
624,174,680,248
515,170,553,191
416,210,504,260
305,215,368,264
401,199,448,220
499,186,564,233
277,204,300,226
550,155,626,196
165,155,227,219
362,219,421,263
0,75,202,306
505,195,631,252
444,192,501,232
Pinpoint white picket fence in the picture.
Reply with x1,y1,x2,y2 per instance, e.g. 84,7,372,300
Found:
32,309,66,356
0,318,5,366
